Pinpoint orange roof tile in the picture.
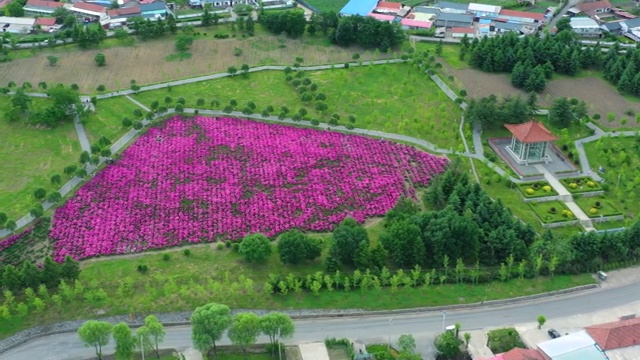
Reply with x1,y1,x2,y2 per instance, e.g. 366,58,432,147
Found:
576,0,611,13
499,9,545,21
504,120,557,143
25,0,65,9
35,17,57,26
377,1,401,9
72,2,107,13
586,317,640,350
502,348,546,360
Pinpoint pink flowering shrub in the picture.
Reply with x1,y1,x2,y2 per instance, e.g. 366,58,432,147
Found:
0,228,32,253
50,117,448,260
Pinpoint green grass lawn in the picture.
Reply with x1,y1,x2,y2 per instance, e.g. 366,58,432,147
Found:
583,136,640,218
517,181,557,198
84,97,143,144
133,63,464,149
574,196,623,218
304,0,349,12
529,201,574,224
0,96,81,220
559,176,603,194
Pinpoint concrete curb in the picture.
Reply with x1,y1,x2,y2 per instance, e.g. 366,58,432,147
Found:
0,283,598,355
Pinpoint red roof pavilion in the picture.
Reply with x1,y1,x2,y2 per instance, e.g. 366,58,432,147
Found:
504,120,557,144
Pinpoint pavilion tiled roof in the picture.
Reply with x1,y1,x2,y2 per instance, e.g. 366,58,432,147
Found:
504,120,558,143
586,317,640,350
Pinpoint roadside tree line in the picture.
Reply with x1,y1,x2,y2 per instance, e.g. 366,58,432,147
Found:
77,304,295,360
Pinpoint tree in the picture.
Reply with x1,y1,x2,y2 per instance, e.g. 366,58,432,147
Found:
380,220,425,268
277,230,322,264
435,40,443,56
3,265,21,292
11,87,31,114
239,233,272,263
191,302,232,358
41,256,61,288
537,315,546,329
228,66,238,77
245,16,255,35
94,53,106,67
60,255,81,281
550,97,573,127
6,0,24,17
201,4,213,26
20,261,40,289
78,320,113,360
137,315,165,359
241,64,250,78
556,17,572,33
259,312,295,348
228,313,261,359
175,35,194,52
331,217,369,267
434,331,463,359
167,14,178,34
113,322,135,360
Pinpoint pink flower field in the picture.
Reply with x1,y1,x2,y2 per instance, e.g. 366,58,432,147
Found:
49,117,448,261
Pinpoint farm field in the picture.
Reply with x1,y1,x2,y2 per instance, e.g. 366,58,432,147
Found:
133,63,464,149
451,67,640,126
0,26,400,93
303,0,349,12
49,116,448,260
0,96,81,220
84,96,142,144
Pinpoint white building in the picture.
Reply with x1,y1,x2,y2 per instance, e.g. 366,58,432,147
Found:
0,16,36,34
570,17,602,37
537,330,608,360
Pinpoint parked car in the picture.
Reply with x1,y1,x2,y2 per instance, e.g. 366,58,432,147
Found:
548,329,561,339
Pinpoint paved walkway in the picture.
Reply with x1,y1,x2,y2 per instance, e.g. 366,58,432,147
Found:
535,165,595,231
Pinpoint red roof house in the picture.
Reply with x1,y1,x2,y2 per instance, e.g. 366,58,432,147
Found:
574,0,611,16
377,1,401,10
71,2,107,15
504,120,558,143
25,0,65,9
499,9,545,22
35,17,56,26
586,317,640,350
107,6,141,17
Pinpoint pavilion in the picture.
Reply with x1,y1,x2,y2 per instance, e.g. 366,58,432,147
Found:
504,120,558,165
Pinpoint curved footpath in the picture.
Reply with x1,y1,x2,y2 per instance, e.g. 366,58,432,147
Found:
4,269,640,359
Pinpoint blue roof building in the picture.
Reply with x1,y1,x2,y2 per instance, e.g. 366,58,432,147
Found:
340,0,378,16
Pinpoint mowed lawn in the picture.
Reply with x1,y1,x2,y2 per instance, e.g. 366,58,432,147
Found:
132,63,463,149
84,97,144,144
0,97,81,220
304,0,349,12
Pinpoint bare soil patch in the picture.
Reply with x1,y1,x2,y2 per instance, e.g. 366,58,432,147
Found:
451,68,640,128
0,34,398,93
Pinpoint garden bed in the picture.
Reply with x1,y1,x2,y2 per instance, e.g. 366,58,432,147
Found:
517,181,558,198
487,328,526,354
574,196,624,218
559,176,602,194
529,200,575,224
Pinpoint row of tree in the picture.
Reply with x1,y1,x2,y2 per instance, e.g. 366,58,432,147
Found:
1,255,80,293
603,45,640,96
5,84,83,127
467,22,602,91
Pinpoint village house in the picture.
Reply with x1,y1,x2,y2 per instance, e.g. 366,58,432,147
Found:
22,0,65,17
433,1,469,14
435,12,473,28
568,0,612,18
570,17,602,37
497,9,545,25
0,16,35,33
70,2,108,20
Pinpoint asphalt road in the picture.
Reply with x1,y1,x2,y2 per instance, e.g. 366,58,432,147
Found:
3,281,640,360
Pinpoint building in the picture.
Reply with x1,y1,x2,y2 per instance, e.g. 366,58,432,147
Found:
34,17,60,32
107,6,141,27
71,2,108,20
498,9,545,25
585,316,640,358
468,3,501,19
0,16,35,33
22,0,66,17
140,1,172,19
493,21,524,35
568,0,611,17
433,1,468,14
451,26,476,37
340,0,378,16
570,17,602,37
435,12,473,28
369,13,395,22
601,21,623,35
401,18,433,29
504,120,558,165
484,347,546,360
537,330,608,360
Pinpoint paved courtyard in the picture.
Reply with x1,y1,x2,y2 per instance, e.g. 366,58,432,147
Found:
489,138,578,178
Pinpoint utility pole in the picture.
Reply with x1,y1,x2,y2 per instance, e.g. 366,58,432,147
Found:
387,318,393,351
140,336,145,360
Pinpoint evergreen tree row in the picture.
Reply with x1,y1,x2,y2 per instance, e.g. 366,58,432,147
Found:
467,29,603,92
1,255,80,293
603,45,640,96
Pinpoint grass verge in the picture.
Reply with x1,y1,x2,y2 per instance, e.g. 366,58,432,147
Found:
84,97,144,144
529,201,574,224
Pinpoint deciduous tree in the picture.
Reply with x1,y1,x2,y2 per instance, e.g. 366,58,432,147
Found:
228,313,261,359
239,233,272,263
78,320,113,360
191,302,232,358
